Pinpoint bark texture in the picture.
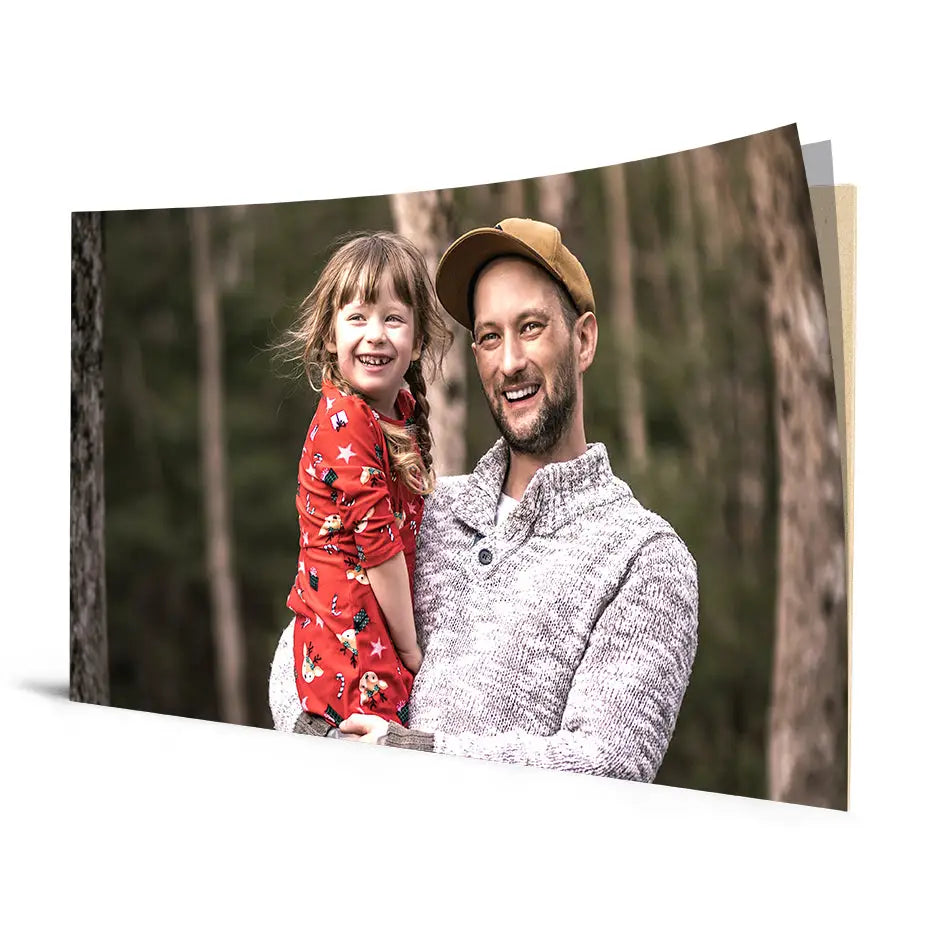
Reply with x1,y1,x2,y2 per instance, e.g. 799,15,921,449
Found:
71,212,110,705
748,127,848,810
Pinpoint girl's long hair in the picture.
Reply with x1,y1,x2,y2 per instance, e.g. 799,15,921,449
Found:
275,231,453,495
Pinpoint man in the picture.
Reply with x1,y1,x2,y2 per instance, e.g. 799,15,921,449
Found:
269,218,698,782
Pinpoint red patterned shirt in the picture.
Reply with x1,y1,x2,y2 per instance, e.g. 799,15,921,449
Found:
287,380,424,727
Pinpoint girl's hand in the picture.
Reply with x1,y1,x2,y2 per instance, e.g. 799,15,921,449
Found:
400,647,423,675
339,714,390,744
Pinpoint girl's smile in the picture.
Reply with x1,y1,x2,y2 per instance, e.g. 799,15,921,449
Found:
358,353,393,369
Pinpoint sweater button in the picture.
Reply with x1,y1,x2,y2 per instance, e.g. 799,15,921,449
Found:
478,547,493,565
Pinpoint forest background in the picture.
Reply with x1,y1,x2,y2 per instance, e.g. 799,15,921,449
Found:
71,123,849,809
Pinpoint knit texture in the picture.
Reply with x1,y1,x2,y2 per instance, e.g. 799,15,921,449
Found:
294,711,333,737
380,722,435,751
270,439,698,782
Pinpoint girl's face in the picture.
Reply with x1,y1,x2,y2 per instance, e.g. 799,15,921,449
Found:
327,270,420,417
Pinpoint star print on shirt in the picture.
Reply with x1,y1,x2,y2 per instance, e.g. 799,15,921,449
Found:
325,396,335,411
337,444,356,464
304,462,316,480
370,638,386,659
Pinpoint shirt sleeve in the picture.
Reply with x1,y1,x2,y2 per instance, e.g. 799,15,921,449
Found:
391,533,699,781
300,393,404,569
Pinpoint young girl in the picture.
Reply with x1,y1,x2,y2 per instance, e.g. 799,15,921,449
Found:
279,231,451,734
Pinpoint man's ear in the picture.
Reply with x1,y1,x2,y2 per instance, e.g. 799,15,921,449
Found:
576,311,598,372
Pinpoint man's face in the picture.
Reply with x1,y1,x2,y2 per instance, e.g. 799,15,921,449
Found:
470,257,580,456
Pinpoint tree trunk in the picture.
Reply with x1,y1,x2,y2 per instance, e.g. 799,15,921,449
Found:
71,212,109,705
600,164,648,474
389,190,466,477
636,165,679,340
536,173,575,230
748,126,848,810
695,144,767,557
189,207,248,726
689,145,743,267
501,179,525,218
731,332,770,558
670,150,719,480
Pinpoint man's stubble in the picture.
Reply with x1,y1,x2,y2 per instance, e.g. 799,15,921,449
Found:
484,336,579,457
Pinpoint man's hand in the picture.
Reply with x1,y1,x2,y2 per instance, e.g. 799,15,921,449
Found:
339,714,390,744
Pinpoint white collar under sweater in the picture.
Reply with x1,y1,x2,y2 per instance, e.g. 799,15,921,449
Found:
494,491,518,526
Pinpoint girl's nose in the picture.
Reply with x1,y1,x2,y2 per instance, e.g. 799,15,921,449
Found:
365,315,387,344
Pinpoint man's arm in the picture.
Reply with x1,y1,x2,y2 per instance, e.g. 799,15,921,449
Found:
268,622,303,733
374,534,699,782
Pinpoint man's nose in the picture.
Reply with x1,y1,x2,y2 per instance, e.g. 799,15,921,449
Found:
500,334,526,375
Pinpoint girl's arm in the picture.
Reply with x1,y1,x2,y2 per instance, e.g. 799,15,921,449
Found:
301,389,422,672
367,551,422,674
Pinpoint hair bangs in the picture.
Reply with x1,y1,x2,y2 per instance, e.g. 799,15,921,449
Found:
332,237,420,313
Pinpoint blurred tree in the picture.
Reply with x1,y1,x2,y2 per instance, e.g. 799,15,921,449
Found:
389,190,466,476
501,179,525,218
748,126,848,810
189,206,248,726
632,162,678,341
670,150,719,482
71,211,109,705
601,163,648,474
536,172,575,230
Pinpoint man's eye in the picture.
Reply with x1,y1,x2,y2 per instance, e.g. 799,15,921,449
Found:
521,321,542,333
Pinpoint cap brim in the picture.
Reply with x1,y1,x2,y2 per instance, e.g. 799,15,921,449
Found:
435,228,561,332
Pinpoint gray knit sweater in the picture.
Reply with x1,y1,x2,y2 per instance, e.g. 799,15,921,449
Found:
270,439,698,782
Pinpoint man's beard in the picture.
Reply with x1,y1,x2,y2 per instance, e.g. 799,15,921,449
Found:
485,342,578,456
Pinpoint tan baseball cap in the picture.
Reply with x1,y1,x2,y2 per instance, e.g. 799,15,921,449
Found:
434,217,595,331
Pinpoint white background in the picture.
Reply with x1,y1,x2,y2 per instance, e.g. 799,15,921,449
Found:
4,2,935,934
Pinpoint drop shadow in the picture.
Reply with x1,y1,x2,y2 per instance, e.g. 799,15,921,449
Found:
19,680,74,701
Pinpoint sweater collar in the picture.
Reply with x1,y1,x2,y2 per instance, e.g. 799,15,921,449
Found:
452,437,625,537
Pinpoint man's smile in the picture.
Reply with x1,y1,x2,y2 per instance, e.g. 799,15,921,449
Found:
502,382,541,405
